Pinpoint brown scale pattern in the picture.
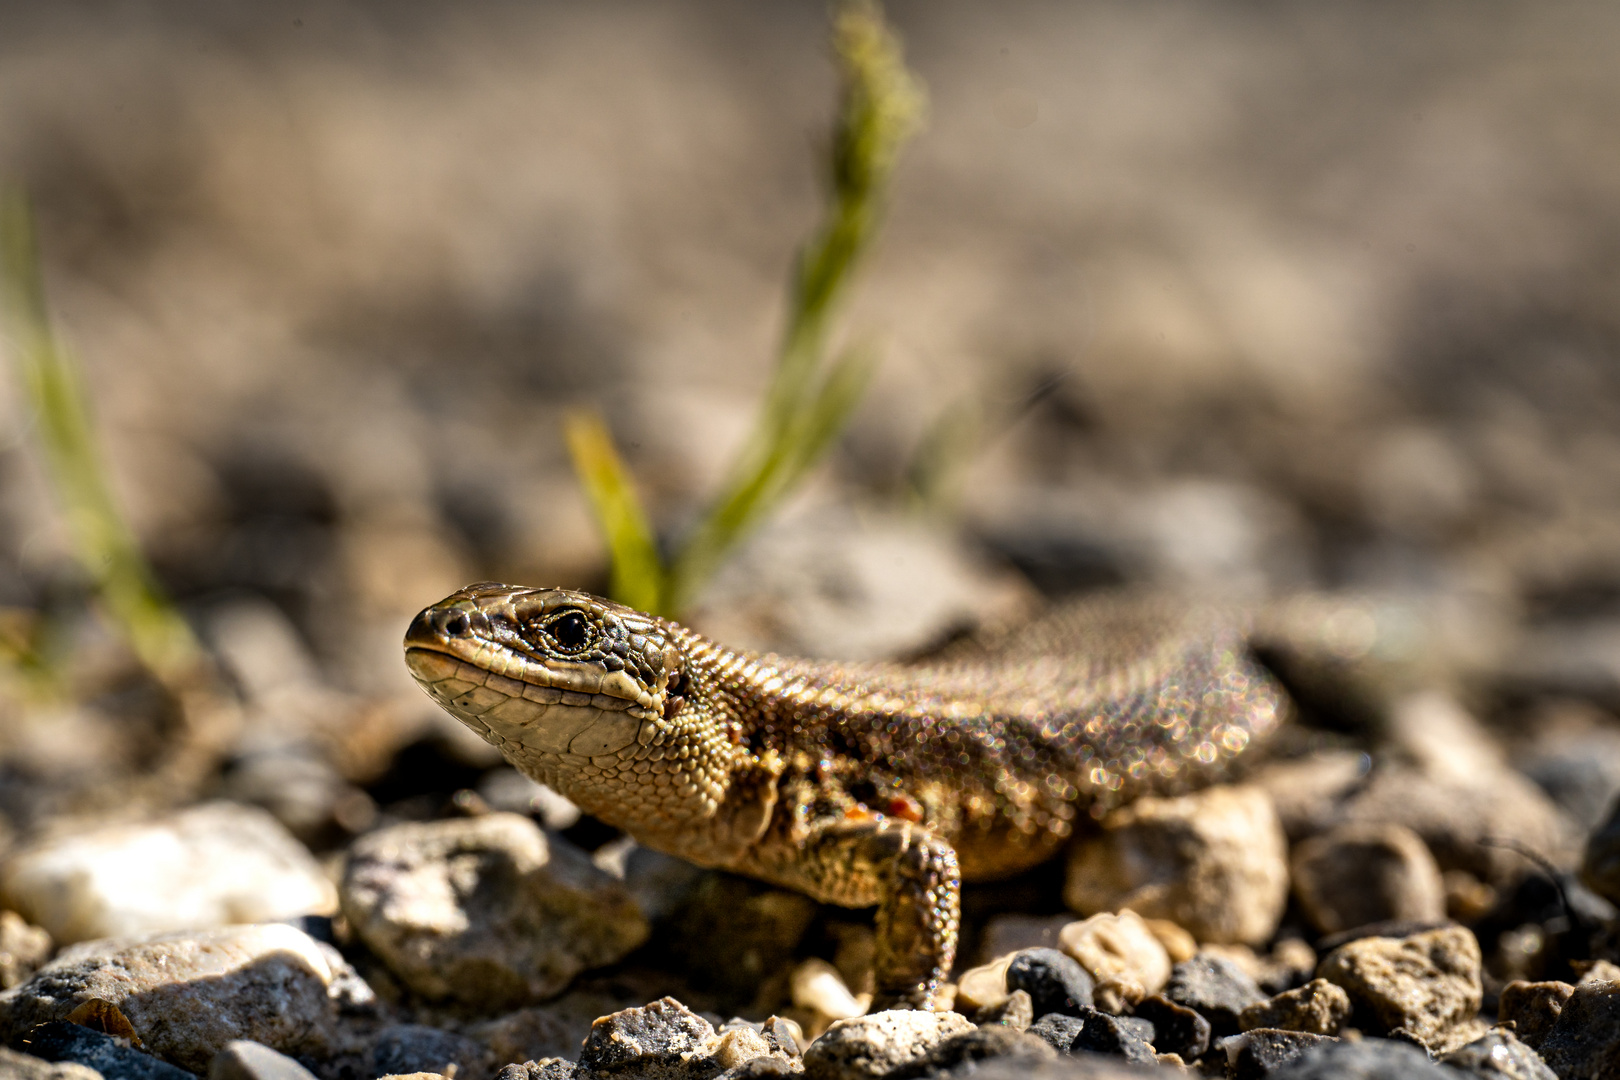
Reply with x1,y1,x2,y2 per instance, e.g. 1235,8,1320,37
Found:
403,584,1286,1010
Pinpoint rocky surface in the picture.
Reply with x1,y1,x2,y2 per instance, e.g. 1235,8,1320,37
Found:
1162,954,1266,1040
1238,979,1351,1037
207,1041,321,1080
1064,785,1289,947
1441,1029,1556,1080
1535,980,1620,1080
12,1022,194,1080
0,804,337,945
0,1046,103,1080
340,812,648,1007
0,924,363,1074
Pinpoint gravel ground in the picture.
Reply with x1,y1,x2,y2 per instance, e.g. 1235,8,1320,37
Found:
4,2,1620,1078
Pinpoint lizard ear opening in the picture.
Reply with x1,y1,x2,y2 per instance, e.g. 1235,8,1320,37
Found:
662,668,689,722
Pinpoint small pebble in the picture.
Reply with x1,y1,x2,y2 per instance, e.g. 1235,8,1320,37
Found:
495,1059,575,1080
1005,948,1093,1018
1264,1036,1457,1078
1440,1029,1556,1080
1025,1014,1084,1055
971,989,1032,1031
1163,953,1266,1039
1057,910,1170,1011
801,1009,972,1080
207,1041,319,1080
1064,784,1289,946
1069,1011,1156,1065
1496,982,1573,1050
1289,823,1446,935
1315,925,1483,1044
1131,994,1210,1060
1239,979,1351,1036
578,997,720,1079
791,959,867,1028
890,1026,1056,1078
1228,1029,1337,1079
953,954,1014,1014
1534,979,1620,1080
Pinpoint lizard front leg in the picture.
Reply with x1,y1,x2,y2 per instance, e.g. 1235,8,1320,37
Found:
749,814,961,1009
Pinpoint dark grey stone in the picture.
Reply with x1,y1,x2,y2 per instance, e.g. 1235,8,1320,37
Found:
1441,1030,1555,1080
1230,1030,1336,1079
1006,949,1095,1018
1131,994,1209,1060
1536,980,1620,1080
1069,1012,1154,1066
891,1026,1057,1079
370,1024,487,1078
12,1024,192,1080
1025,1015,1085,1055
1269,1038,1459,1079
1164,955,1266,1038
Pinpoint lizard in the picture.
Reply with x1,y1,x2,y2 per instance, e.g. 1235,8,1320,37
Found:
402,581,1287,1010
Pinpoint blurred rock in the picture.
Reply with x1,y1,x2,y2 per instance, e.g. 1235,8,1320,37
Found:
1064,785,1288,946
1261,1037,1454,1078
207,1041,318,1080
370,1026,489,1079
1337,764,1575,888
1289,823,1446,936
477,769,581,831
1315,925,1482,1044
655,872,815,1007
1516,703,1620,832
577,997,721,1079
971,989,1032,1031
892,1026,1054,1077
0,1046,102,1080
340,812,647,1007
0,912,51,990
1497,981,1573,1050
952,954,1014,1015
12,1022,190,1080
470,990,633,1066
1535,980,1620,1080
800,1010,972,1080
1228,1029,1337,1080
1239,980,1351,1037
1005,948,1094,1018
1440,1029,1555,1080
0,924,355,1073
1023,1014,1083,1055
0,803,337,944
790,960,866,1031
1131,995,1208,1060
218,740,363,844
686,504,1033,662
1581,792,1620,906
975,915,1073,964
1162,954,1266,1040
1249,752,1370,842
1057,911,1171,1012
1142,920,1197,965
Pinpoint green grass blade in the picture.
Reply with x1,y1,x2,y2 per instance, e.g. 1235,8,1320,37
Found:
0,188,200,683
562,408,666,613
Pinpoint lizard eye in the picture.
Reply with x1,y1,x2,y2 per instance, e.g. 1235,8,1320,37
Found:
545,611,593,653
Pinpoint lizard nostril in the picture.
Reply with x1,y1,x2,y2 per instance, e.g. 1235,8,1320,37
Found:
442,611,470,637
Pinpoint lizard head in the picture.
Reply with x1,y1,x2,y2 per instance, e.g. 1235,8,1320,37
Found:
403,583,687,760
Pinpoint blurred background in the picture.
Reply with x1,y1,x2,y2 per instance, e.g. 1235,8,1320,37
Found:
2,0,1620,880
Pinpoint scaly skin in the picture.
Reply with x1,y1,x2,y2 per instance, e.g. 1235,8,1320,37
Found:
403,582,1286,1009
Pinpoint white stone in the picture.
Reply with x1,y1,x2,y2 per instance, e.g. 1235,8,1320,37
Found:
0,803,337,945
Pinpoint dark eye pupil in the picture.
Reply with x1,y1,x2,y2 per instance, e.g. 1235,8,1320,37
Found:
551,613,589,650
